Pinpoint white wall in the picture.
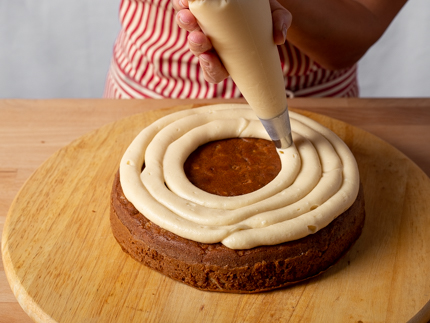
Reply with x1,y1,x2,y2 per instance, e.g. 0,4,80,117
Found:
358,0,430,97
0,0,120,98
0,0,428,99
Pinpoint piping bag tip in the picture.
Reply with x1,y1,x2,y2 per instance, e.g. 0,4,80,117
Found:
259,107,293,149
272,132,293,149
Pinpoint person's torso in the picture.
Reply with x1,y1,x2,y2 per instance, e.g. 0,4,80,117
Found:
106,0,358,98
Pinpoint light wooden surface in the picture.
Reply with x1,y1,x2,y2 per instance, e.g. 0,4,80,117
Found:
1,98,429,322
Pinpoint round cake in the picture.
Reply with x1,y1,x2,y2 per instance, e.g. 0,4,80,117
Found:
110,104,365,293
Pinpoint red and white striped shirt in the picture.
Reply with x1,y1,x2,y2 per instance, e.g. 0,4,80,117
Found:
104,0,359,99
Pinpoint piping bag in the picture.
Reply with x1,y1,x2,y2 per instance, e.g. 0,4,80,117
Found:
189,0,293,149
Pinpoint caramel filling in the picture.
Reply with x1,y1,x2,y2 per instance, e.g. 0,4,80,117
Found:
184,138,281,197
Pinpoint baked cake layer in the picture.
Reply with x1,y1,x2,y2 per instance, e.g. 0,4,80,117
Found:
110,138,365,293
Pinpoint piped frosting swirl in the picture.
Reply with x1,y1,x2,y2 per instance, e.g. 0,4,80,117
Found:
120,104,360,249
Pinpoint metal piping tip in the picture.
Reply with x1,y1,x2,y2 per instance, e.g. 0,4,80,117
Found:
259,107,293,149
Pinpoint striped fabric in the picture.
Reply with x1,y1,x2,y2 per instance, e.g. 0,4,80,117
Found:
104,0,359,99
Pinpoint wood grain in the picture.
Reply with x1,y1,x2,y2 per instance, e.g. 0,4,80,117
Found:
2,102,430,323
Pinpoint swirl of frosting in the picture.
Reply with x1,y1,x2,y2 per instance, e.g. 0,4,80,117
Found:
120,104,360,249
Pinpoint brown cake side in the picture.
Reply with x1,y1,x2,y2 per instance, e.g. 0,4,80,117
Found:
110,138,365,293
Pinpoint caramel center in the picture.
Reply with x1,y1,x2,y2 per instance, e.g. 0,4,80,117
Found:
184,138,281,196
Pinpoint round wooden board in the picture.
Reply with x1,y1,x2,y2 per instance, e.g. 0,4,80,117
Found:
2,105,430,323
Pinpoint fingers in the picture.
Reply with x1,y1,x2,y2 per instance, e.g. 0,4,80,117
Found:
172,0,229,83
269,0,292,44
175,9,200,32
187,30,212,56
173,0,291,84
172,0,188,11
199,52,230,83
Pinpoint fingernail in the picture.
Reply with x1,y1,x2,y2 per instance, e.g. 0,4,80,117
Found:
179,0,186,8
188,38,201,48
178,12,191,25
199,55,210,68
282,24,288,40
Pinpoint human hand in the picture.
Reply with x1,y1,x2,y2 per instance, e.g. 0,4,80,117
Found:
172,0,292,84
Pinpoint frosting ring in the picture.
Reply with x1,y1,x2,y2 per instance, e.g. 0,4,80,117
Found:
120,104,360,249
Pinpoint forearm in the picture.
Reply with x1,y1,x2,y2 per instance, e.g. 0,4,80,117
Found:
279,0,407,70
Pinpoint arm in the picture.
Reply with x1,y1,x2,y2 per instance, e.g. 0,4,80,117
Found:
280,0,407,70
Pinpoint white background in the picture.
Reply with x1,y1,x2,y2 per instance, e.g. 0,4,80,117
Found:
0,0,429,99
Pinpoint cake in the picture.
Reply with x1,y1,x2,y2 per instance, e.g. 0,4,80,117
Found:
110,104,365,293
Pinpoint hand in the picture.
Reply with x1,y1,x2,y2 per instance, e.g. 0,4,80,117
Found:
172,0,292,84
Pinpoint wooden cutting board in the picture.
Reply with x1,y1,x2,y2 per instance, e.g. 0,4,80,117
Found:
2,105,430,323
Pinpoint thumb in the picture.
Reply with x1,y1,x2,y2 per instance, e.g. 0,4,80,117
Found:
270,0,292,44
